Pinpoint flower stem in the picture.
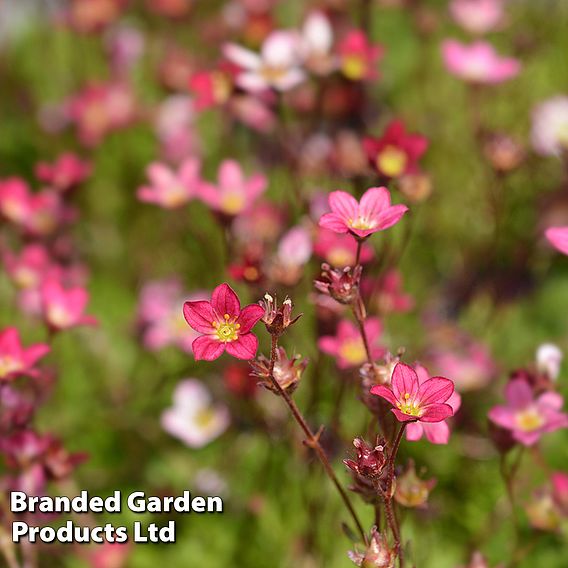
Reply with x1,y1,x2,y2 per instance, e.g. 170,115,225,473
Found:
266,334,368,545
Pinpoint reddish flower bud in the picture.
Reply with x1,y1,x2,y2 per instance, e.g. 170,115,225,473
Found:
348,528,395,567
344,437,386,481
259,294,302,337
314,263,362,305
250,347,308,394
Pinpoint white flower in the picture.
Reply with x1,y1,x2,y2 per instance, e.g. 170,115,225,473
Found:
161,379,230,448
300,11,337,75
277,225,313,267
223,30,305,92
536,343,563,381
531,96,568,157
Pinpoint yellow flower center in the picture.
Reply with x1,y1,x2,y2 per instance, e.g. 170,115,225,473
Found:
327,247,353,267
14,268,38,289
339,338,367,366
348,216,377,231
220,192,246,215
341,55,366,81
396,392,422,416
212,314,240,343
0,356,22,378
516,407,544,432
47,305,72,329
194,408,217,429
376,145,408,178
212,72,231,103
163,186,189,208
260,65,287,83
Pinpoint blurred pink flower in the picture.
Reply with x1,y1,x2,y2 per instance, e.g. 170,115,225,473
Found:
363,270,414,314
35,153,92,192
106,25,144,75
41,279,97,331
277,225,312,268
162,379,230,447
0,327,50,382
137,158,201,209
183,283,264,361
319,318,384,369
371,362,455,424
155,95,198,163
0,177,33,225
488,379,568,446
300,11,337,76
536,343,563,381
545,226,568,255
87,541,131,568
223,30,305,92
531,96,568,157
449,0,504,35
314,228,374,267
190,67,235,111
229,95,276,133
319,187,408,239
3,244,53,290
406,365,462,444
441,39,520,84
199,159,267,216
338,30,384,82
138,279,205,354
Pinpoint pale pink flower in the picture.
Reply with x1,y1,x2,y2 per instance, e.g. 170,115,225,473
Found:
137,279,205,354
536,343,563,381
319,187,408,239
161,379,230,447
87,542,130,568
449,0,504,35
488,379,568,446
319,318,384,369
371,363,455,424
41,279,97,331
314,228,374,267
545,226,568,256
155,95,198,164
441,39,520,84
137,158,201,209
106,25,144,75
0,328,50,382
406,365,462,444
199,160,267,216
3,244,54,290
229,95,276,133
363,270,414,314
277,225,312,268
223,30,305,93
531,96,568,157
300,11,337,76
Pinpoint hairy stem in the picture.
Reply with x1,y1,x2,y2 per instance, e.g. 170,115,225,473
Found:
266,335,368,544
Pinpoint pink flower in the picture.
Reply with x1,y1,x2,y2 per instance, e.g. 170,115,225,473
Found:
318,187,408,239
0,177,32,225
137,158,201,209
35,153,92,192
0,328,50,381
155,95,198,164
405,365,462,444
441,40,520,84
189,66,235,111
277,225,312,268
300,11,337,76
318,318,384,369
41,279,97,331
161,379,230,447
223,31,305,93
3,244,53,290
545,226,568,256
488,379,568,446
198,160,267,216
337,30,384,82
363,269,414,314
228,95,276,134
449,0,504,35
363,120,429,179
531,96,568,157
183,283,264,361
314,228,374,268
86,541,131,568
371,362,455,423
137,279,205,353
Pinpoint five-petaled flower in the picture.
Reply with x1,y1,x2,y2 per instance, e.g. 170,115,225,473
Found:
183,283,264,361
370,362,455,423
0,327,50,381
318,187,408,239
488,379,568,446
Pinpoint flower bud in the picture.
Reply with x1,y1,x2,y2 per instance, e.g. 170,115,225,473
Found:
259,294,302,336
348,528,395,567
314,263,362,305
344,437,386,481
394,460,436,508
536,343,563,382
250,347,308,394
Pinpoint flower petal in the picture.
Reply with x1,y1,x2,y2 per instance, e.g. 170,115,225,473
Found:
211,283,241,317
319,212,349,233
423,422,450,444
418,377,454,406
391,363,419,401
419,403,454,423
183,300,216,333
226,333,258,360
358,187,390,219
504,379,533,409
328,191,359,221
192,335,225,361
370,384,398,407
391,408,420,422
237,304,265,333
376,204,409,231
405,422,424,441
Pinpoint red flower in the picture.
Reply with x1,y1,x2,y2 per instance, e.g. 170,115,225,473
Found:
183,283,264,361
370,362,455,423
0,328,50,381
363,120,428,179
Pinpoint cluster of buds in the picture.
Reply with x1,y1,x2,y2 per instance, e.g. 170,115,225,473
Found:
344,437,386,481
359,352,401,416
347,527,395,568
259,294,302,337
250,347,308,395
314,263,362,305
